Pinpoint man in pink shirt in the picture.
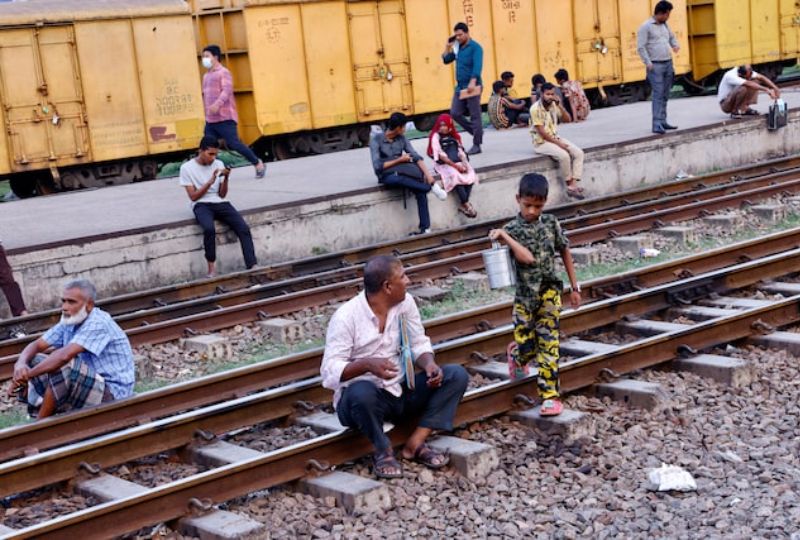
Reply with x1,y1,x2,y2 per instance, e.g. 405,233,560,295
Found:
201,45,266,179
321,255,468,479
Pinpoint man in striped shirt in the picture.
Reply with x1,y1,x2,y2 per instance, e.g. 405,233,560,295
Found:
201,45,266,179
10,279,135,418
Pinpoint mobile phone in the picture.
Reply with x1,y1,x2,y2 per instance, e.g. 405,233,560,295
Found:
448,35,456,43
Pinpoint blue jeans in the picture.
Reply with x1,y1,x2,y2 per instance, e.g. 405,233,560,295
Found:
193,202,257,268
646,60,674,130
336,364,469,452
204,120,260,165
380,171,432,230
454,184,472,205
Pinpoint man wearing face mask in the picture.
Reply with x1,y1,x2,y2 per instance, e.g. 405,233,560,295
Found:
9,279,135,419
201,44,266,179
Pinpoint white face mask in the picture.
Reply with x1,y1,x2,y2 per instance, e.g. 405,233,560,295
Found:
202,57,213,70
61,304,89,326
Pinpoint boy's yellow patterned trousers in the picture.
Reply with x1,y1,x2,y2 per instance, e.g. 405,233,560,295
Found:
511,287,561,400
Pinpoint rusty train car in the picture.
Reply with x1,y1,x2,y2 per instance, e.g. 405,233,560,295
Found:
0,0,204,197
0,0,798,197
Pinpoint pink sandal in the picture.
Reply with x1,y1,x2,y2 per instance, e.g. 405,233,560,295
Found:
540,398,563,416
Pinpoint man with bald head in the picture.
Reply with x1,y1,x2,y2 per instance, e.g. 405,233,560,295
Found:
321,255,468,479
717,64,780,119
10,279,135,418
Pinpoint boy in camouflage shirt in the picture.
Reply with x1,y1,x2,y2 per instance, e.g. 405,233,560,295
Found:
489,173,582,416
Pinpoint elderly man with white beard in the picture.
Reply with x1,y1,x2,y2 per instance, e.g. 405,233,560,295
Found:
8,279,135,419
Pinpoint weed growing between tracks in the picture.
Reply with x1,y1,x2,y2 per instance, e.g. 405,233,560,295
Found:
418,281,513,320
0,408,30,430
133,337,326,394
2,202,800,429
574,205,800,283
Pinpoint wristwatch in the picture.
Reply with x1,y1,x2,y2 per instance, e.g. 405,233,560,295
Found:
570,284,581,293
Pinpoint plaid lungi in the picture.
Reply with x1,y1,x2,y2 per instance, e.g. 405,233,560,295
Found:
19,354,108,415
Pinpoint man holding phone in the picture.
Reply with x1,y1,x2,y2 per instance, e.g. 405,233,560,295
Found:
442,22,484,155
180,136,258,278
321,255,468,479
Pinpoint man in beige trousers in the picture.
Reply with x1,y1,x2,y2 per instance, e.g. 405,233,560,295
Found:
530,82,585,199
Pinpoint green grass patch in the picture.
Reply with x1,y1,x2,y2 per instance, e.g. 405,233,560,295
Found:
418,281,512,320
134,378,174,394
781,64,800,77
0,408,31,429
157,150,252,179
575,210,800,282
203,338,325,377
133,338,325,393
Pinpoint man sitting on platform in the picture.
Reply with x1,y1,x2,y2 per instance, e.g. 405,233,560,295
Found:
9,279,135,419
530,83,586,200
717,65,780,119
321,255,469,479
488,81,530,129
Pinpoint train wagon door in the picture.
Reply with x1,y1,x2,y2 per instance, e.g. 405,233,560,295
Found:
572,0,622,86
347,0,413,121
779,0,800,56
750,0,781,65
0,26,89,172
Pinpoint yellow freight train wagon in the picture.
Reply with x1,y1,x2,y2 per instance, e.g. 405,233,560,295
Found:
189,0,691,157
685,0,800,88
0,0,204,197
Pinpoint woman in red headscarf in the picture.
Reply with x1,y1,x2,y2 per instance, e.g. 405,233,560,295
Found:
427,113,478,218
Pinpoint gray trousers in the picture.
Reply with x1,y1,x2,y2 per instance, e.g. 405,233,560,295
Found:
646,60,674,130
450,91,483,145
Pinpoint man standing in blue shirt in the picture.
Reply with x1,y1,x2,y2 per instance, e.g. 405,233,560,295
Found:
10,279,135,418
442,22,484,155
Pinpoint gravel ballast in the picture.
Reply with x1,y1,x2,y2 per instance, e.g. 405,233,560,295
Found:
226,344,800,539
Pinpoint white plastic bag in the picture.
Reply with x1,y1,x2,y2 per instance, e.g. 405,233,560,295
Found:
647,464,697,492
640,247,661,258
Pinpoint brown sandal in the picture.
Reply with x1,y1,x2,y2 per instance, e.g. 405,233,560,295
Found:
566,181,585,200
373,449,403,479
408,443,449,469
566,187,585,200
458,202,477,218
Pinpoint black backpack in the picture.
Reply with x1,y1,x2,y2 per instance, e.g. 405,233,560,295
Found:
438,135,463,164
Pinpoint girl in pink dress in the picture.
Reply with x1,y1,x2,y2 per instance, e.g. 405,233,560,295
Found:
426,114,479,218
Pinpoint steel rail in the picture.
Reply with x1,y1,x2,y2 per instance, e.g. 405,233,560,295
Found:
568,175,800,246
3,248,800,495
2,228,800,461
2,154,798,342
8,294,800,539
2,168,800,369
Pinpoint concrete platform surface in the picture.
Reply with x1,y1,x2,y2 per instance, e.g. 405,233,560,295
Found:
3,91,800,252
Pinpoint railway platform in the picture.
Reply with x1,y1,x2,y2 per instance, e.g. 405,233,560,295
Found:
2,91,800,313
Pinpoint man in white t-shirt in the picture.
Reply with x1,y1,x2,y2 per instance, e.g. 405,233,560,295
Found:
180,136,257,277
717,65,780,119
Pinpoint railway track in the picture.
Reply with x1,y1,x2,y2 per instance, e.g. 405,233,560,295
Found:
2,155,798,339
3,239,800,538
2,225,800,463
1,155,799,378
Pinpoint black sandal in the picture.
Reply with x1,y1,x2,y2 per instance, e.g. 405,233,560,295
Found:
373,449,403,479
408,443,450,469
